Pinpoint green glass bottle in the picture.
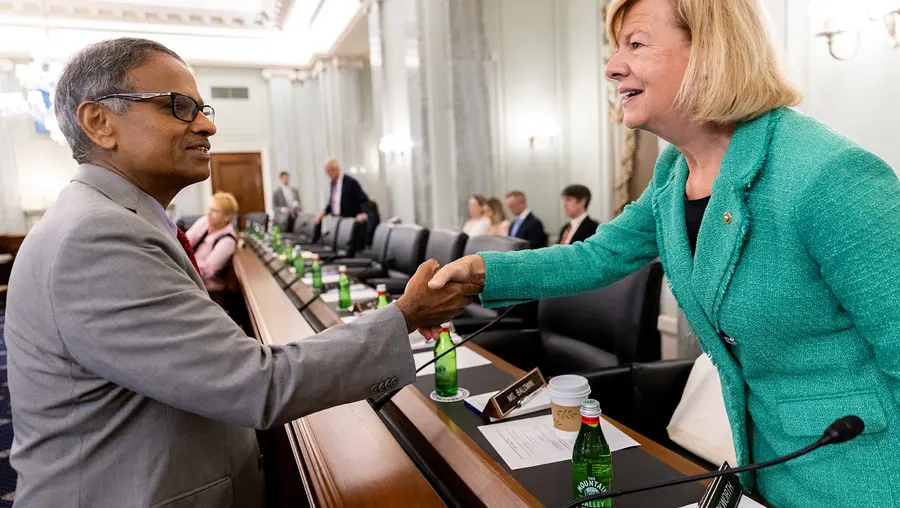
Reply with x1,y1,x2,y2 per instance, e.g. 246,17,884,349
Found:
311,254,323,291
293,246,305,277
283,241,293,260
375,284,389,309
434,325,457,397
572,399,613,507
337,265,352,310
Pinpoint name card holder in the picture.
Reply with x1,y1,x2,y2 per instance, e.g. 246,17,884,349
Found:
698,463,743,508
482,368,547,420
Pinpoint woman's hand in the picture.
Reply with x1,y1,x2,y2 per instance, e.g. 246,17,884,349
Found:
418,255,487,340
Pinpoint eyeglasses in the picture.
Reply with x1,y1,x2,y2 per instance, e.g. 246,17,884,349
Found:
94,92,215,124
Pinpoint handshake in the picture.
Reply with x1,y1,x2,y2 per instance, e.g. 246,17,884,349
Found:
394,256,487,339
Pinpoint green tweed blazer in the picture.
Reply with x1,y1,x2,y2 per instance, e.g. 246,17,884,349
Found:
480,108,900,507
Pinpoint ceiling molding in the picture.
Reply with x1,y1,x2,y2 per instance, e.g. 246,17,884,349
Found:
0,0,296,30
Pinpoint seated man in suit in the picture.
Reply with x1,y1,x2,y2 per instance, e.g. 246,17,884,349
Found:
505,190,547,249
558,184,600,245
5,37,478,508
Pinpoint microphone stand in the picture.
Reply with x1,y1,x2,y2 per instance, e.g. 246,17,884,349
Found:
562,415,864,508
369,305,518,412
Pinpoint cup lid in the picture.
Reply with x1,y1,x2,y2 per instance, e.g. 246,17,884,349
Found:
547,375,590,396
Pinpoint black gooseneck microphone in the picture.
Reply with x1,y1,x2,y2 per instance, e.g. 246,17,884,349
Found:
561,415,865,508
369,305,518,412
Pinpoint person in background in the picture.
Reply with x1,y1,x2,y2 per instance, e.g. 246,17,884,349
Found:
558,184,599,245
318,158,369,223
273,171,302,218
462,194,490,237
185,192,239,294
505,190,546,249
484,197,509,236
425,0,900,505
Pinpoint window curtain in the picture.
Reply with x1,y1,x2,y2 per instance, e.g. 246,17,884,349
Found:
0,69,25,235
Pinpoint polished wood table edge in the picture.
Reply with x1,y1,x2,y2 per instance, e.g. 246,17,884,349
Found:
467,344,708,478
234,247,445,507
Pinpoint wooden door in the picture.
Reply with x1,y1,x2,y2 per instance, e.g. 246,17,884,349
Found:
210,152,265,231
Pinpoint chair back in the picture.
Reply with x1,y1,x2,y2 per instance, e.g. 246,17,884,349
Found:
291,213,317,240
537,261,663,365
425,229,468,266
370,224,394,263
463,235,528,256
335,218,362,257
271,210,292,233
319,215,341,250
245,212,269,231
383,225,428,276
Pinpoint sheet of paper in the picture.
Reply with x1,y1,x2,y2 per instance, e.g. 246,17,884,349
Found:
300,273,340,285
408,330,463,351
320,285,379,304
478,414,640,470
414,347,492,376
465,388,552,421
679,496,766,508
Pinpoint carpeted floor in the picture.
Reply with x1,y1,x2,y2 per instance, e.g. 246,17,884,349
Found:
0,308,16,506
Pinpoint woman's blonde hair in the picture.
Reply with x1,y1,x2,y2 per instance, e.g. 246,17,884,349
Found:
606,0,801,124
210,192,239,217
486,197,507,225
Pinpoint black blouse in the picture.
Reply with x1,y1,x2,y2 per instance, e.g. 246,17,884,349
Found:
685,195,711,256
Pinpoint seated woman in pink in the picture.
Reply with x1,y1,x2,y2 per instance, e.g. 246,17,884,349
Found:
185,192,239,294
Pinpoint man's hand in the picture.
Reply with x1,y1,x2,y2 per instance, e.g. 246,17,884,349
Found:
416,255,487,339
316,211,326,223
395,260,482,334
355,213,368,222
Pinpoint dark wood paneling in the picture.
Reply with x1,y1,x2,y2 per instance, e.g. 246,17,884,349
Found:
210,152,265,230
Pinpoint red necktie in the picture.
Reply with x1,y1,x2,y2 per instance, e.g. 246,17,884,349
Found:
177,228,200,274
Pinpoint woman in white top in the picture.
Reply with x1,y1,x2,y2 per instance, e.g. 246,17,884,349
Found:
461,195,491,237
484,197,509,236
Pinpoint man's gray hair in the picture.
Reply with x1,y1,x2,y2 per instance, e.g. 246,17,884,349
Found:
54,37,184,164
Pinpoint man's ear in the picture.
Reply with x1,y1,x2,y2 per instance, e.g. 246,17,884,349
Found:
76,102,117,151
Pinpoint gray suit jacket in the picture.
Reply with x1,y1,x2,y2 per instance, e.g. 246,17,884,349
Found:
4,164,415,508
272,186,301,211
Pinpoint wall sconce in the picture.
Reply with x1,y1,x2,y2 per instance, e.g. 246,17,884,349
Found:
527,123,561,148
379,134,414,158
812,0,900,60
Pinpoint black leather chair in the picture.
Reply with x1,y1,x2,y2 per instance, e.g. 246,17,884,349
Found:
472,261,664,374
271,210,292,233
303,217,362,261
330,223,393,278
579,359,712,469
286,213,317,243
424,229,468,267
453,235,532,335
175,214,202,232
245,212,269,231
363,224,428,295
295,215,341,254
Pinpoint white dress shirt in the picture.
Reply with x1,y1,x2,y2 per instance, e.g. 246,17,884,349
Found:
330,175,343,216
563,212,588,244
281,186,295,208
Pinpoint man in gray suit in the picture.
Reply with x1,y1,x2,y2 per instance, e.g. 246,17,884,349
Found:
272,170,302,218
4,38,477,508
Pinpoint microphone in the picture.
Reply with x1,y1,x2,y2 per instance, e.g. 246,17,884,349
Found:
295,292,322,313
562,415,864,508
369,305,518,412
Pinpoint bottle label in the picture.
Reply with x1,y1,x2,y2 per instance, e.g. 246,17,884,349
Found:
581,415,600,426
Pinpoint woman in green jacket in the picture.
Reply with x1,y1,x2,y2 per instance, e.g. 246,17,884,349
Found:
424,0,900,505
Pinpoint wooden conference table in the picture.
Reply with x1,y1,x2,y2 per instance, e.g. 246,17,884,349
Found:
233,242,708,507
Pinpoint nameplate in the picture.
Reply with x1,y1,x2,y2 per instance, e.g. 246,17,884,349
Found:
698,463,743,508
482,368,547,420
